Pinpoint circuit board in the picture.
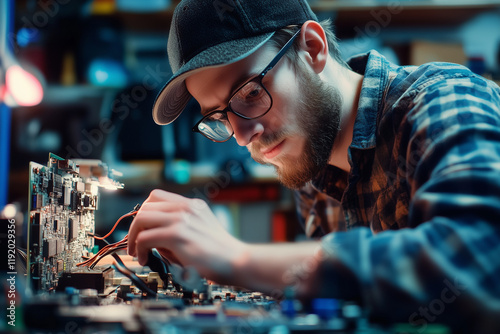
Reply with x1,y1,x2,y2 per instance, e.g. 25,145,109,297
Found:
27,153,123,292
22,156,421,334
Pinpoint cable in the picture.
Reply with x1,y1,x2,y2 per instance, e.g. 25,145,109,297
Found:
76,235,128,267
15,248,27,274
89,243,128,269
146,249,170,288
111,255,156,297
93,211,137,240
79,205,139,267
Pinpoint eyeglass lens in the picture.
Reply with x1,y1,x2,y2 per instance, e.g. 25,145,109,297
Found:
197,77,272,142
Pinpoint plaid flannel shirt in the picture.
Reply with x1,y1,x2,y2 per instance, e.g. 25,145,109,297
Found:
294,50,500,330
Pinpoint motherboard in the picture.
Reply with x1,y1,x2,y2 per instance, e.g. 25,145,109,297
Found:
27,153,123,292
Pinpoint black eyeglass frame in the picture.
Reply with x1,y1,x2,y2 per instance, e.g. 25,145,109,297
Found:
191,27,302,142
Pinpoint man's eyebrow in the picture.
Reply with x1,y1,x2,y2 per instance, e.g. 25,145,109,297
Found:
201,70,261,115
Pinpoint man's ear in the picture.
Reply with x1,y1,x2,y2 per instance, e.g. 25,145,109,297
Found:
297,20,329,74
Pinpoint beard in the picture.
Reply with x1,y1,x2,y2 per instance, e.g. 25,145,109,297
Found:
250,63,342,189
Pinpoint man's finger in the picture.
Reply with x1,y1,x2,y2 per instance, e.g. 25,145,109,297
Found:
127,211,183,257
146,189,190,203
133,227,176,266
139,201,190,214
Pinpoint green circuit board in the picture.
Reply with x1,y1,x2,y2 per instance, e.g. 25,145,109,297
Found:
27,153,123,292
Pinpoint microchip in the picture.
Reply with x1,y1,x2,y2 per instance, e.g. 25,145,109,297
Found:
68,218,78,242
56,260,64,273
83,196,90,207
53,174,63,196
43,240,57,258
30,222,41,256
33,212,41,225
63,186,71,206
56,267,114,293
56,239,64,255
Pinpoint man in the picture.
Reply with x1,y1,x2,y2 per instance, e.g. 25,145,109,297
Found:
127,0,500,330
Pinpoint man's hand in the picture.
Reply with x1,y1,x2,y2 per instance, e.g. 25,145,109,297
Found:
127,189,247,283
128,189,322,295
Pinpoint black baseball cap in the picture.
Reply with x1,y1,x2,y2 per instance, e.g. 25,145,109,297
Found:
152,0,318,125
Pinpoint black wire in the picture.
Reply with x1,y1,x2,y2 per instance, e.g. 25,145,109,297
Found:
111,253,156,297
147,249,170,284
97,237,157,296
148,249,183,291
90,204,154,297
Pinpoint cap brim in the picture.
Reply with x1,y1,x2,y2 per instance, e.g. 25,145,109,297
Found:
152,32,275,125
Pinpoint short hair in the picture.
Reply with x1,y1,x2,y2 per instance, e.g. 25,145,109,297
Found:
268,19,349,69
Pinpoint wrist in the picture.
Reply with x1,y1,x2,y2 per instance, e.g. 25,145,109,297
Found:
228,242,252,286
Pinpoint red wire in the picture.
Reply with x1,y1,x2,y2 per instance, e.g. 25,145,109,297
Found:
77,210,137,267
93,211,137,240
77,235,128,267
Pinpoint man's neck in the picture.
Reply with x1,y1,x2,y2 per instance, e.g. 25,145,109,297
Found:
326,62,364,172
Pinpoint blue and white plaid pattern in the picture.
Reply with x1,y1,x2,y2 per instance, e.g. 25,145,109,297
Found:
294,50,500,330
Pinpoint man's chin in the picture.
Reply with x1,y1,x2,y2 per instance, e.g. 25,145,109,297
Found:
273,160,316,189
250,151,313,189
276,169,311,189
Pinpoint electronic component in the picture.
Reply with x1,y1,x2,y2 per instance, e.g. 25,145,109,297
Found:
56,267,114,293
27,153,123,292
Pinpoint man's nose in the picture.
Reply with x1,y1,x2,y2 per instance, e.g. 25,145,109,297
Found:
228,113,264,146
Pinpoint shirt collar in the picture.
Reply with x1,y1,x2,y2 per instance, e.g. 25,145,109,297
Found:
310,50,393,195
347,49,391,150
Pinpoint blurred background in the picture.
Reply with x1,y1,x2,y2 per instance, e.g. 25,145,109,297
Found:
2,0,500,245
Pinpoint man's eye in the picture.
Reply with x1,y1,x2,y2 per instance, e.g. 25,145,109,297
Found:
246,88,261,99
208,112,225,121
239,82,263,101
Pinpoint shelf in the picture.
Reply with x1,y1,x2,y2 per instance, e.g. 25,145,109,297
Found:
319,1,500,37
309,0,500,11
42,85,120,105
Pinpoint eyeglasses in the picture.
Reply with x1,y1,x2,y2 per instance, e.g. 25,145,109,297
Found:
192,28,302,142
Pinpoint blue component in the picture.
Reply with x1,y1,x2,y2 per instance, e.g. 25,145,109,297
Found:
31,195,37,210
280,299,296,318
87,59,128,88
65,287,80,306
312,298,340,320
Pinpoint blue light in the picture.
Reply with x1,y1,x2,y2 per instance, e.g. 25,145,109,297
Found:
17,27,40,48
87,59,128,88
0,104,11,210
